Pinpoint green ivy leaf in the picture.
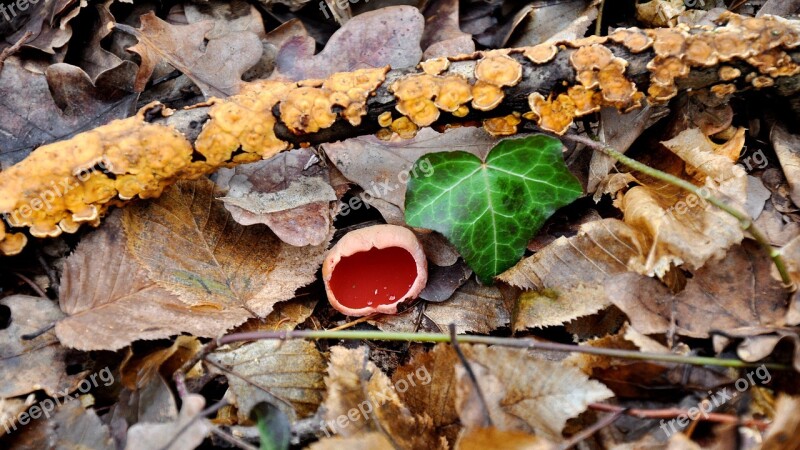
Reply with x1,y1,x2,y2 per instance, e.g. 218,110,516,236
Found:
405,135,582,284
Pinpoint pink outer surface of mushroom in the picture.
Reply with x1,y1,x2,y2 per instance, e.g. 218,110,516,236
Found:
322,224,428,316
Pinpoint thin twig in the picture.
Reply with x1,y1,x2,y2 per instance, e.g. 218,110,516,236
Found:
0,31,33,69
210,330,791,370
588,403,770,430
12,272,48,299
562,408,625,449
449,324,493,427
563,133,795,291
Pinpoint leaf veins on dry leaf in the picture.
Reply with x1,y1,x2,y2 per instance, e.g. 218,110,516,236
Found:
56,178,327,351
206,339,326,422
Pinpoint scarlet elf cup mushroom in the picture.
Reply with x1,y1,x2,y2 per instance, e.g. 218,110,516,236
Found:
322,224,428,316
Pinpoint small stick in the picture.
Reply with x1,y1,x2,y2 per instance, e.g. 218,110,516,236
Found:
0,31,32,69
449,323,492,427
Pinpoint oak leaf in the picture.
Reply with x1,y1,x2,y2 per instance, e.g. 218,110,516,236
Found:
271,6,424,80
117,11,262,97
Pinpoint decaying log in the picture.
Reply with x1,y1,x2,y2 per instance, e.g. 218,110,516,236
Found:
2,11,800,255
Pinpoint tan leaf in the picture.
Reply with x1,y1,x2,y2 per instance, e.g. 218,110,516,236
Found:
762,395,800,450
455,361,527,430
0,395,35,435
455,427,556,450
1,295,85,397
372,279,510,334
123,178,328,318
206,339,326,421
308,432,394,450
420,0,475,58
607,243,787,338
499,218,645,330
56,212,250,351
4,401,115,450
460,344,614,440
615,128,748,277
392,344,460,441
125,393,210,450
119,336,202,390
321,346,444,449
770,123,800,208
216,148,335,246
271,6,423,80
118,11,262,97
233,297,318,333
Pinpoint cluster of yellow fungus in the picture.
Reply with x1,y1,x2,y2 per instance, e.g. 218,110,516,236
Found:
0,106,197,254
643,13,800,102
0,68,389,255
4,13,800,255
525,43,639,135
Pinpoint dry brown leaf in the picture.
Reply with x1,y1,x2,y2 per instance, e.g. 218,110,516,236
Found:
607,243,787,338
0,295,87,398
119,336,202,390
117,11,262,97
123,178,328,318
1,0,75,54
420,0,475,58
419,259,473,302
636,0,685,26
206,339,326,422
392,344,460,442
499,218,646,330
56,211,250,351
216,148,335,246
455,427,557,450
0,395,35,435
770,122,800,208
460,344,614,440
372,279,510,334
616,128,748,277
322,346,444,449
0,57,137,169
323,128,496,209
125,393,209,450
271,6,423,81
762,395,800,450
455,360,527,430
4,400,115,450
507,0,599,46
233,297,318,333
308,432,394,450
109,373,179,430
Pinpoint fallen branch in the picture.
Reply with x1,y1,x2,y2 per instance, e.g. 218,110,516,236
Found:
3,12,800,254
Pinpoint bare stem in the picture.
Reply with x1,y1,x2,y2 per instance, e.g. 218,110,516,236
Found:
214,329,791,370
564,133,795,291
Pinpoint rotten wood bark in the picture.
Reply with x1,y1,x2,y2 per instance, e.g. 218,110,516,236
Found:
2,11,800,255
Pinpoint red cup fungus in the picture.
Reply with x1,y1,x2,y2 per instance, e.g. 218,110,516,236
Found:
322,224,428,316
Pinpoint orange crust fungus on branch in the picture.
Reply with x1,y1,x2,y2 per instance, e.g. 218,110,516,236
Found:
0,105,195,254
6,14,800,254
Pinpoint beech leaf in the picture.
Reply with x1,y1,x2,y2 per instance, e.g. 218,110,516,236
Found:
405,135,582,283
